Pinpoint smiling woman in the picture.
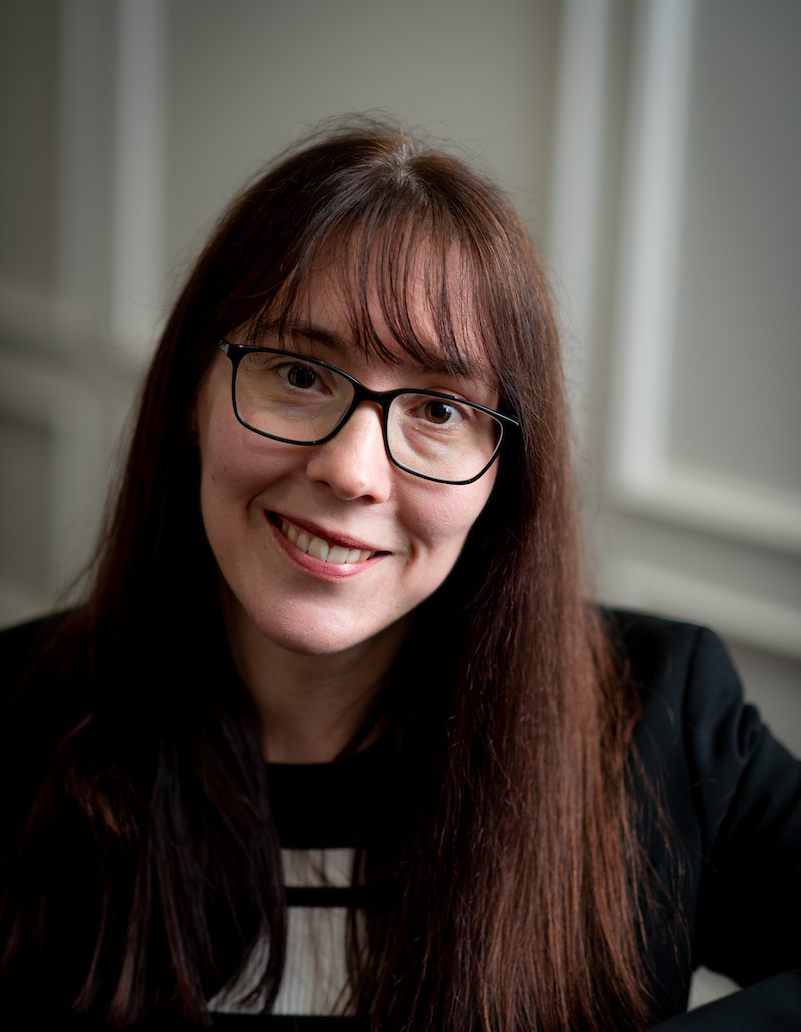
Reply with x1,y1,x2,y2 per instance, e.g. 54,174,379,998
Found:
197,264,502,697
1,118,800,1031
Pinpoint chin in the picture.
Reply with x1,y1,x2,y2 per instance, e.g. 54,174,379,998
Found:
243,601,392,658
265,625,357,657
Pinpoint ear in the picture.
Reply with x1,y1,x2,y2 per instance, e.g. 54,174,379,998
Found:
188,409,199,443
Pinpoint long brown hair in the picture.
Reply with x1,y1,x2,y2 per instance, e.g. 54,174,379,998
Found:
3,118,655,1029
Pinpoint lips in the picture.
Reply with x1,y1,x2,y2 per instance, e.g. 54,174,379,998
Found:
270,513,382,565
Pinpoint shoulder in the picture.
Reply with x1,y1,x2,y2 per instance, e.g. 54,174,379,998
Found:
607,608,801,833
0,610,89,733
0,609,87,677
606,610,747,873
606,608,734,710
607,606,799,771
605,609,760,765
0,611,96,838
0,612,61,678
0,615,105,1003
609,610,801,997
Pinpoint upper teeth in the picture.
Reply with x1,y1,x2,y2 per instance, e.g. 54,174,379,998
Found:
280,520,375,564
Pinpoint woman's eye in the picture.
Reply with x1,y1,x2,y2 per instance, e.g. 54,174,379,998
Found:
281,363,319,389
420,399,465,425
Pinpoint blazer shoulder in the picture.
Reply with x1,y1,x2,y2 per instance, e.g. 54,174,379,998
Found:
0,611,78,700
606,608,764,785
603,608,728,715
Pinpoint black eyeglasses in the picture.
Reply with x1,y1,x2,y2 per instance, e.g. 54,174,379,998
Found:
218,341,518,485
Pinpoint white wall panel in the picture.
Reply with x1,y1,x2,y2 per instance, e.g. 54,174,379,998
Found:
595,0,801,659
111,0,168,363
0,355,105,624
162,0,553,296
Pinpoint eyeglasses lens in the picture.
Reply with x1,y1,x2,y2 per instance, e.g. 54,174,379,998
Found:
386,394,500,482
234,352,501,483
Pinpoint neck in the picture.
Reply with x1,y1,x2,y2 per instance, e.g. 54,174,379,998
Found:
222,596,411,764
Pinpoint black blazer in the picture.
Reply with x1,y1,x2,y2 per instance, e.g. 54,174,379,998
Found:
1,612,800,1030
618,611,801,1030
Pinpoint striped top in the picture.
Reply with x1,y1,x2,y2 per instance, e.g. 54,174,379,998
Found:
209,738,394,1028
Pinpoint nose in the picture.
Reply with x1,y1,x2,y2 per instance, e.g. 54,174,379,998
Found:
305,402,393,503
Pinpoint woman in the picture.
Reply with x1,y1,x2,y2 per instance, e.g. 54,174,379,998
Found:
1,119,799,1031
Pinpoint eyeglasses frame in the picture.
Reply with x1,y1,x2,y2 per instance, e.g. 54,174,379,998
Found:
217,340,519,485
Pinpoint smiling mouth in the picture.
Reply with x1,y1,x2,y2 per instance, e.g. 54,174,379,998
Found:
274,517,379,565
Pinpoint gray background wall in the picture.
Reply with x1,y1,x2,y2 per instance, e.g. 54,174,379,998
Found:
1,0,799,1002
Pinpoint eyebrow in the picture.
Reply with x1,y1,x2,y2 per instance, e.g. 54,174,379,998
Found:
259,321,488,383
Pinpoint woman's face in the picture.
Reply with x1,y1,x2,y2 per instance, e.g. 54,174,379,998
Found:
194,262,498,660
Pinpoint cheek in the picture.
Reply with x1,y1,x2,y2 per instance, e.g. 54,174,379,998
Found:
199,403,292,510
409,471,497,555
199,423,251,523
201,447,264,503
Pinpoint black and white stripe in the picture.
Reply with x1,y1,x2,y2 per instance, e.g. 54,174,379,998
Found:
209,741,393,1026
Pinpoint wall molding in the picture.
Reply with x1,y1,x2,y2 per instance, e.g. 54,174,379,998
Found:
607,0,801,556
54,0,167,365
0,355,105,596
609,0,695,480
603,557,801,660
111,0,168,363
549,0,612,445
614,460,801,555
